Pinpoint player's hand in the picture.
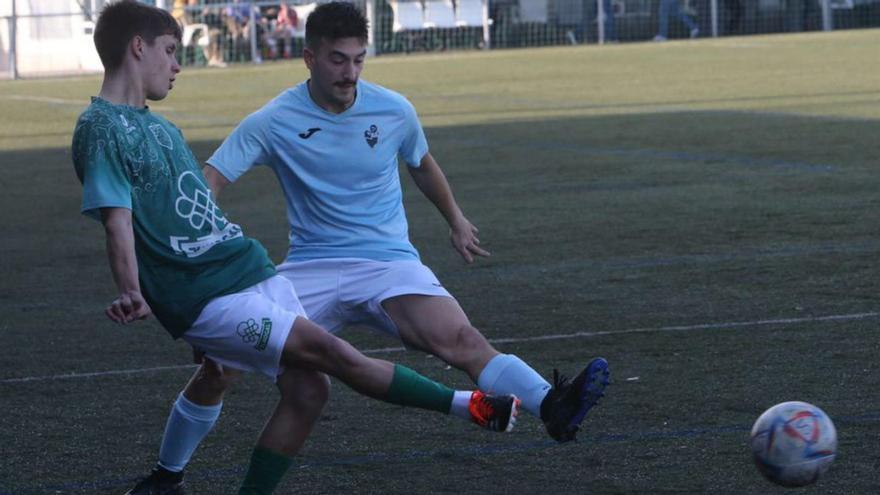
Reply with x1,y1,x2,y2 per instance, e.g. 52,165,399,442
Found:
105,290,152,325
192,347,208,364
450,217,490,264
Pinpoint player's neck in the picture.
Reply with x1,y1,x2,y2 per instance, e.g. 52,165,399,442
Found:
307,79,355,114
99,70,147,108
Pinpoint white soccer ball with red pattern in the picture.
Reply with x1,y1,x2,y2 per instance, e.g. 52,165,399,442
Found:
750,401,837,487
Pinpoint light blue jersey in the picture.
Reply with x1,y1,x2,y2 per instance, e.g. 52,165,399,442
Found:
208,80,429,262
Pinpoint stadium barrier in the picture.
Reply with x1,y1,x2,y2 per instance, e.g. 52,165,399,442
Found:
1,0,879,78
0,0,104,79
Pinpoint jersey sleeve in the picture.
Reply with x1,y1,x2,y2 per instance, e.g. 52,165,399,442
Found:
206,106,272,182
399,100,429,168
72,114,133,221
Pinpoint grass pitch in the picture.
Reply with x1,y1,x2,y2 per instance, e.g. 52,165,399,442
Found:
1,30,879,494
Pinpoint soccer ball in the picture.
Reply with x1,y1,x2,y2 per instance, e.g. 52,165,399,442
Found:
749,401,837,487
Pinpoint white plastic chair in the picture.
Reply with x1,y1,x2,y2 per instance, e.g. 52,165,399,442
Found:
454,0,485,26
182,23,210,48
518,0,548,23
423,0,457,28
390,0,426,32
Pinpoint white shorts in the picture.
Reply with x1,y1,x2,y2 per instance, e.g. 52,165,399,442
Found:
276,258,452,337
183,276,305,380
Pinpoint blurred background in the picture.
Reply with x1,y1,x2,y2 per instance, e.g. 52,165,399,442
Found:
2,0,879,78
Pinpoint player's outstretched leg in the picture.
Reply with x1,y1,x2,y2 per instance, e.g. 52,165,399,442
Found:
281,316,519,433
383,295,609,441
539,357,610,442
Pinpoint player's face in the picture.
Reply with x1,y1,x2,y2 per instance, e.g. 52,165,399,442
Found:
304,37,366,113
141,34,181,101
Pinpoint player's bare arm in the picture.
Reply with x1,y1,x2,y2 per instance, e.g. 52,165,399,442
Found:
203,164,232,199
408,152,490,263
100,207,152,325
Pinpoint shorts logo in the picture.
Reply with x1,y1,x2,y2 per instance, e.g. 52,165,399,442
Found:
236,318,273,351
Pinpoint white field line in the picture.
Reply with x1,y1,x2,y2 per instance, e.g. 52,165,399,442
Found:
3,311,877,384
1,95,84,105
1,94,174,111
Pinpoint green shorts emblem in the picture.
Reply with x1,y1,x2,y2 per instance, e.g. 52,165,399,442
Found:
256,318,272,351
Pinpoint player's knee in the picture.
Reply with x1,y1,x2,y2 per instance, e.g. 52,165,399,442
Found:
212,369,241,391
278,370,330,415
436,324,496,379
447,324,491,358
283,321,357,374
317,334,362,372
299,373,331,409
185,365,239,403
201,368,239,395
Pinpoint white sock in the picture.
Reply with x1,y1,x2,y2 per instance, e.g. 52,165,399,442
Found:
449,390,473,420
477,354,551,417
157,393,222,472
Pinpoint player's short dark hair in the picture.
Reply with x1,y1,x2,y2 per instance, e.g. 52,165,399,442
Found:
94,0,182,71
305,1,369,50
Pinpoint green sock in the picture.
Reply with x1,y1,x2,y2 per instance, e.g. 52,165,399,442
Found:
238,446,294,495
384,364,455,413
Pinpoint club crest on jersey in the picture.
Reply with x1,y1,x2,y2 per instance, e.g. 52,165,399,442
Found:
364,124,379,148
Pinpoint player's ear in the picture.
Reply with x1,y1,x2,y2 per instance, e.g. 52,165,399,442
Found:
130,35,145,61
303,46,315,70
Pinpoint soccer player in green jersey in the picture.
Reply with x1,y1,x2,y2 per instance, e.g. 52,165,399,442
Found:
72,3,519,495
129,2,610,493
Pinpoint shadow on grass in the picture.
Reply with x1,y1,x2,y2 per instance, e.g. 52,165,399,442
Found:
1,110,878,493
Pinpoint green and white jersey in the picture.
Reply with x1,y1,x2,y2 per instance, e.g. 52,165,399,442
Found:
72,97,275,338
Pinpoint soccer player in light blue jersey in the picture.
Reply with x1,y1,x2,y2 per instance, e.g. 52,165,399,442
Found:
69,3,522,495
132,2,609,493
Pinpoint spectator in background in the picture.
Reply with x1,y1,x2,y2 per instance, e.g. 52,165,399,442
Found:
786,0,820,32
489,0,517,48
224,0,261,61
556,0,585,44
654,0,700,41
590,0,617,42
556,0,616,45
264,3,298,59
725,0,744,34
171,0,186,20
173,0,227,67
